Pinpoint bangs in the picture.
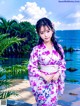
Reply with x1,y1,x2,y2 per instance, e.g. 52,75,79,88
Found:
36,17,53,34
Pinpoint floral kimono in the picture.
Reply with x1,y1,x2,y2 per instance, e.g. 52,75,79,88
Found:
28,43,66,106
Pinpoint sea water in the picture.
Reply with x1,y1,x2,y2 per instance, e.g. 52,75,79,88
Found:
56,30,80,83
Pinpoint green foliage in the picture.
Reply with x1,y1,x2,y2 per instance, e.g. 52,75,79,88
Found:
0,60,28,99
0,91,18,99
5,64,28,79
0,17,38,56
0,59,28,79
0,33,26,55
0,16,37,99
19,21,38,53
0,67,18,99
0,80,12,87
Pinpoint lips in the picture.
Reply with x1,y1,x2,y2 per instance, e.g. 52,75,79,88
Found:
45,38,49,39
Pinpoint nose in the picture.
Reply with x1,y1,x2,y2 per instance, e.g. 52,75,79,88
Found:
44,32,48,37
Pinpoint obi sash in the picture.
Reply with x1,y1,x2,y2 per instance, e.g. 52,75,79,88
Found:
40,65,59,74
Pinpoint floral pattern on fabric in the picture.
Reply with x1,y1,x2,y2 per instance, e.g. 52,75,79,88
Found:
28,43,66,106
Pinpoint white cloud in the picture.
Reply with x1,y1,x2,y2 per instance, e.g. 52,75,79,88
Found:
52,21,61,29
12,2,80,30
54,11,80,30
55,21,80,30
68,11,80,18
73,12,80,23
73,12,80,18
12,2,52,24
12,14,24,21
67,11,80,23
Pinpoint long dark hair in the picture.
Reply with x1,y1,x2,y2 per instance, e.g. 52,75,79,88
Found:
36,17,63,59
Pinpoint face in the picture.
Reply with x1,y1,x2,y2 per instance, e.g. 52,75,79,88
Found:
39,26,53,43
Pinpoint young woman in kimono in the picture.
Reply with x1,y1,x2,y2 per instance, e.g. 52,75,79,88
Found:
28,17,66,106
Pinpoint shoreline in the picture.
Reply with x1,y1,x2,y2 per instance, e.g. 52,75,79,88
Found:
3,79,80,106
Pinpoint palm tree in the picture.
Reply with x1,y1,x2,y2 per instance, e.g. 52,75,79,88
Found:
0,17,38,99
0,17,7,33
19,21,38,54
0,33,26,99
0,17,21,56
0,17,19,34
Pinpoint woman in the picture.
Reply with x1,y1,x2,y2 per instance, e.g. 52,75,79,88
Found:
28,17,66,106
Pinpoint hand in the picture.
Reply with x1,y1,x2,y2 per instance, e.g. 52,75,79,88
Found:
44,75,53,83
52,72,60,81
41,73,53,83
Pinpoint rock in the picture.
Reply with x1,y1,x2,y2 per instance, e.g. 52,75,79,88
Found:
67,68,78,72
69,93,78,96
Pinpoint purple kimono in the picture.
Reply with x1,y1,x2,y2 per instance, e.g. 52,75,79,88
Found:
28,43,66,106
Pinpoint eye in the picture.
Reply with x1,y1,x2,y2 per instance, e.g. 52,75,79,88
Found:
40,31,44,34
47,30,50,33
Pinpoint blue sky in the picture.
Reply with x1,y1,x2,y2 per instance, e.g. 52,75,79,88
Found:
0,0,80,30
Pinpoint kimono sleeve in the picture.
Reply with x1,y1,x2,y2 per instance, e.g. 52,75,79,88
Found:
58,44,66,78
28,46,41,77
58,44,66,94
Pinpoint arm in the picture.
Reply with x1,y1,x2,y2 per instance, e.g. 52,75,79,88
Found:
58,45,66,80
52,45,66,81
28,46,54,82
57,45,66,94
28,46,41,77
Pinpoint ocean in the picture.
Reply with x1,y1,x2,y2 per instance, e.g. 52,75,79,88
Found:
56,30,80,49
56,30,80,83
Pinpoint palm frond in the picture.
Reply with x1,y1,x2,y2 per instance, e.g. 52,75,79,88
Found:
5,64,28,79
0,33,9,41
0,36,26,55
0,91,18,99
0,80,12,87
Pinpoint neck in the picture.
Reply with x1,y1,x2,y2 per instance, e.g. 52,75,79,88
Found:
43,41,53,52
44,41,53,46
